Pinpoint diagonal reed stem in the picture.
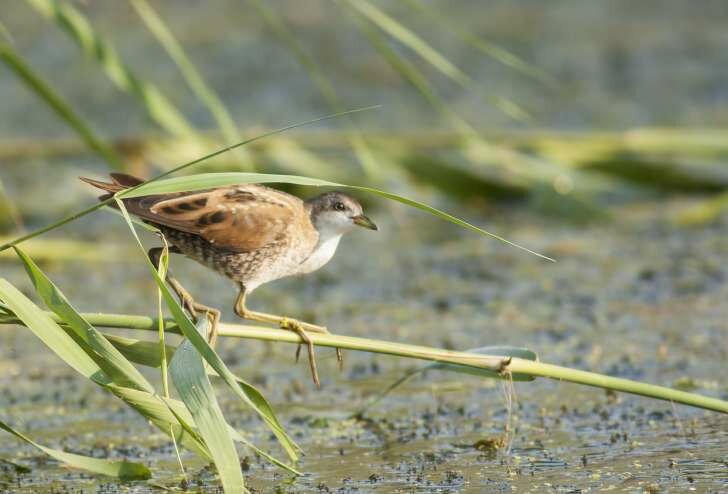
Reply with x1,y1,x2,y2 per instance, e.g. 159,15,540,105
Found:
2,311,727,414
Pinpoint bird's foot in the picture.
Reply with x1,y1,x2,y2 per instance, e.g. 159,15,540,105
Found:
280,320,320,387
278,317,326,334
179,298,221,348
279,318,344,375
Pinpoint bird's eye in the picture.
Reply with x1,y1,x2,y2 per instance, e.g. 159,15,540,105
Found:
333,201,346,211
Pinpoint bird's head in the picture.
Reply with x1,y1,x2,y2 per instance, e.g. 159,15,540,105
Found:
307,191,377,238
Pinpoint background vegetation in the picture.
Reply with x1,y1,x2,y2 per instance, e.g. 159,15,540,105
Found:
1,1,727,492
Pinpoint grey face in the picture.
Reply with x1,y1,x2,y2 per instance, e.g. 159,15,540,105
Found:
308,192,377,233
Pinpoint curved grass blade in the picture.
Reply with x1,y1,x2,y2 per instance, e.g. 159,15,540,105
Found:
0,42,123,169
26,0,194,137
107,384,211,460
171,320,245,492
14,247,154,392
122,172,555,261
7,254,284,469
105,333,176,368
0,106,379,253
354,346,537,417
0,271,209,457
0,279,105,380
0,419,150,480
115,199,301,461
159,395,301,476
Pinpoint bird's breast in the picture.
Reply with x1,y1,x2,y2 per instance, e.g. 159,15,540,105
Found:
296,234,342,275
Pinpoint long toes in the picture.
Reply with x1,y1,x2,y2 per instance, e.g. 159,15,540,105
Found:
288,325,319,387
308,345,320,387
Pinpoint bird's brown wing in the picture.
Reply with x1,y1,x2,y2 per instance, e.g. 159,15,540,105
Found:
124,185,301,252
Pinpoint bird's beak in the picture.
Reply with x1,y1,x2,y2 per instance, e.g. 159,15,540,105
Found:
352,214,378,230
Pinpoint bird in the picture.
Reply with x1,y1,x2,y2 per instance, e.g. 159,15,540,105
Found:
80,173,378,385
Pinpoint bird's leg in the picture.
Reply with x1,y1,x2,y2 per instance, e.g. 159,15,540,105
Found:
148,246,220,347
233,284,343,386
189,302,221,348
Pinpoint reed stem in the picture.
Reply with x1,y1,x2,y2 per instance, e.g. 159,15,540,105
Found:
2,311,726,414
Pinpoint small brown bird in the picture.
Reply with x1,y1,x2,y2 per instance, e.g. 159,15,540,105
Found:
81,173,377,385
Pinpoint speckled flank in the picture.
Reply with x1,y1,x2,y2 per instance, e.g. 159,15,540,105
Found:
159,225,315,292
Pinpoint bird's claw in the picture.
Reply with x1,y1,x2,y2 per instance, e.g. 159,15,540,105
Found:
279,318,343,372
279,317,301,331
180,295,198,319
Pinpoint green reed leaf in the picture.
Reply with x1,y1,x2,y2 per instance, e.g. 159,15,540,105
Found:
105,333,176,367
0,279,104,380
1,261,210,458
0,418,150,480
14,247,155,392
170,319,245,492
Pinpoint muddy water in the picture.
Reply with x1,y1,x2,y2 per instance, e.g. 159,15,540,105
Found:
0,189,726,492
2,0,728,491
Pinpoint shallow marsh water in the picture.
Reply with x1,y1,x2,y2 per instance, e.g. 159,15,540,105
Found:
0,188,726,492
1,1,728,491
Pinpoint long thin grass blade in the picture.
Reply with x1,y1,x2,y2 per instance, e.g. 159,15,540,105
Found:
250,0,381,177
170,320,245,492
26,0,194,137
129,0,254,170
341,8,573,187
122,172,555,261
0,419,150,480
348,0,467,84
401,0,557,87
0,106,379,253
14,247,155,392
0,42,123,169
345,0,531,121
114,199,301,461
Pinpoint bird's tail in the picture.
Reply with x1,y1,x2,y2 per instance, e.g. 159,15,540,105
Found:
79,173,145,201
